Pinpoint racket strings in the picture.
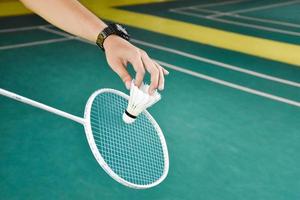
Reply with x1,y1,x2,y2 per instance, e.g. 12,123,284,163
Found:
90,92,165,185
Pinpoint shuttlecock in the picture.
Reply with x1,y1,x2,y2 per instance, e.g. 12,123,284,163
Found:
123,81,161,124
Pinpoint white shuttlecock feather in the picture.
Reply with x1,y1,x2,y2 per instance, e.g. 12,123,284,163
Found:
123,81,161,124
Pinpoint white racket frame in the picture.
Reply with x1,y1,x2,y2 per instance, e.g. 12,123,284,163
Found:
0,88,169,189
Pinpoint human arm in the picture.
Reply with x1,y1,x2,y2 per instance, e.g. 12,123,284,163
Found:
20,0,168,93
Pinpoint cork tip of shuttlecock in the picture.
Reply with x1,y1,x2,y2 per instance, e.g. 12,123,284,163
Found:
122,112,135,124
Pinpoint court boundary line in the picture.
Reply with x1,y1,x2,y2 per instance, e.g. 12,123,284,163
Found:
0,25,299,108
188,8,300,29
0,37,74,50
171,0,247,11
206,0,300,18
0,24,299,88
0,24,51,33
169,9,300,37
131,39,300,88
157,60,300,107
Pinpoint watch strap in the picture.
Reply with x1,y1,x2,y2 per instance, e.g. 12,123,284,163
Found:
96,24,130,51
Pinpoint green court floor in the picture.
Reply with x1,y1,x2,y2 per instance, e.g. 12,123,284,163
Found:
0,1,300,200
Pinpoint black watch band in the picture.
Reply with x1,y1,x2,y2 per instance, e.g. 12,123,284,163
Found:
96,23,130,51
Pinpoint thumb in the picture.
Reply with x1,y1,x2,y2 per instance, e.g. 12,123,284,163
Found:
109,60,132,89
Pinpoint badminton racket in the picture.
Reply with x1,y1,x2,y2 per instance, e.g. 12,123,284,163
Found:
0,88,169,189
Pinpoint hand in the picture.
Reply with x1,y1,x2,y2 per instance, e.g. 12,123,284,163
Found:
103,35,169,94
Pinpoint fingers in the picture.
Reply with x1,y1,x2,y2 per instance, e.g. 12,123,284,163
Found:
162,67,169,75
154,62,165,90
153,61,170,90
109,59,132,89
130,56,145,87
152,60,169,76
140,51,160,94
124,47,170,94
104,36,169,92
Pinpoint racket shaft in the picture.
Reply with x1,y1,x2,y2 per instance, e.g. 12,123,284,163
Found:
0,88,84,124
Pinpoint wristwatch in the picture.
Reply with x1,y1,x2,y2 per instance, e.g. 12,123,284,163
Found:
96,23,130,51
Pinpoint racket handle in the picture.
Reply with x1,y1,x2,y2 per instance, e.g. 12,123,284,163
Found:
0,88,85,124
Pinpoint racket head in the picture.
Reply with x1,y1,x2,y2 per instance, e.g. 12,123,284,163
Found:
83,89,169,189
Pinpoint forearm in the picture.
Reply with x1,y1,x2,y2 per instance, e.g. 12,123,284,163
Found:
20,0,107,42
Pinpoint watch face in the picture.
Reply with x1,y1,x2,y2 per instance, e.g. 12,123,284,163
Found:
116,24,128,34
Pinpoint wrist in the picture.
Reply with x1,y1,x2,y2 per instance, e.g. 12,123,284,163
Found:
103,35,119,51
96,23,130,51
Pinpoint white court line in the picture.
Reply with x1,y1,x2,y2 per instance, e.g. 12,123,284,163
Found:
0,24,51,33
0,37,74,50
189,7,300,28
0,24,94,44
194,0,246,8
175,0,247,10
230,14,300,29
157,60,300,108
131,39,300,88
0,25,299,107
207,0,300,18
0,24,93,44
190,8,221,14
169,9,300,37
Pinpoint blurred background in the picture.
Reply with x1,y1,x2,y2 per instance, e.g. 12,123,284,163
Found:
0,0,299,199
